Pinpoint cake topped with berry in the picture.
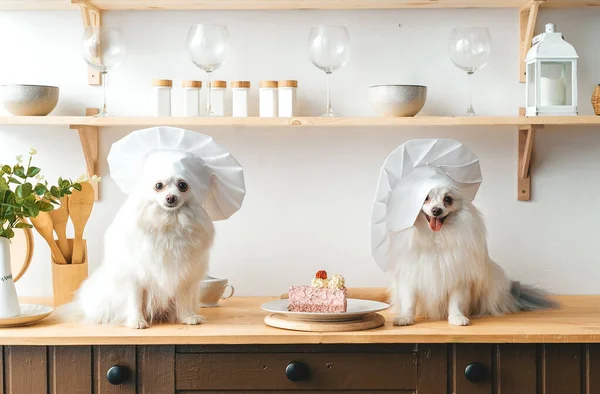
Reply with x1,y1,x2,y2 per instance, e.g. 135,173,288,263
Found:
288,270,347,313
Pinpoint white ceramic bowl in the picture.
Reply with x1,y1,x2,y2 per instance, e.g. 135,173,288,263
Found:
198,276,235,308
0,84,59,116
368,85,427,117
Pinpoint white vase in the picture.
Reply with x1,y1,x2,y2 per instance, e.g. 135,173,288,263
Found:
0,237,20,318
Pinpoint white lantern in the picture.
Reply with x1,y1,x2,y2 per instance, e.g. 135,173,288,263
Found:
525,23,578,116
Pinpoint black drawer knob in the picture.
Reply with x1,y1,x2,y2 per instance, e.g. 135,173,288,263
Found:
106,365,130,385
286,361,310,382
464,362,487,383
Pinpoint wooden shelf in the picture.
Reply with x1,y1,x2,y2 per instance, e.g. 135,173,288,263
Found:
1,116,600,127
2,0,600,10
0,295,599,345
5,114,596,202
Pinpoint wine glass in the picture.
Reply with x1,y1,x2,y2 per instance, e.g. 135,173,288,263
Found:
448,27,492,116
81,26,126,117
308,26,350,117
187,25,231,117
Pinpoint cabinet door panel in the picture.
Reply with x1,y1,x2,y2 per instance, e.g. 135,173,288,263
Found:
541,344,581,394
49,346,92,394
453,344,492,394
417,344,447,394
94,345,136,394
0,346,3,394
138,345,175,394
586,344,600,394
496,344,537,394
5,346,47,394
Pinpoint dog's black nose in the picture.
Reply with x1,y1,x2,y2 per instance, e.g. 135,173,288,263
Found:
166,195,177,205
431,207,443,217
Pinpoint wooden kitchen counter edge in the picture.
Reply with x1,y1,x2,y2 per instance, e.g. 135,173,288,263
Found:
0,295,598,345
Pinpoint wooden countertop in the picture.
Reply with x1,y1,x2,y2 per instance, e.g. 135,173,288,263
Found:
0,295,599,345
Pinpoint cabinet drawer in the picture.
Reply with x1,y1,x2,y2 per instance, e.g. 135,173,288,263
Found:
176,353,417,391
180,391,411,394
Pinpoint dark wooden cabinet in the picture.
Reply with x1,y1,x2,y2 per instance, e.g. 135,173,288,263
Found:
0,343,597,393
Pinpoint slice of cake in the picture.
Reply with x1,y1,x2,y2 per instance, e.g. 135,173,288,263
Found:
288,270,347,313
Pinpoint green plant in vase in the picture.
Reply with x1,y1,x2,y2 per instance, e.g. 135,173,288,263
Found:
0,149,82,318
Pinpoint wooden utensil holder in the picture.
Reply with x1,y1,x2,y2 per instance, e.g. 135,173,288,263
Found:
51,239,88,307
592,84,600,115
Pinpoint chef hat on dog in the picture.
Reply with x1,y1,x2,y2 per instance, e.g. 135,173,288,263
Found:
107,126,245,221
371,139,482,272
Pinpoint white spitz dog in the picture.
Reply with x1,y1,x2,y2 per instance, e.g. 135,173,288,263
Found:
390,185,555,327
76,171,213,329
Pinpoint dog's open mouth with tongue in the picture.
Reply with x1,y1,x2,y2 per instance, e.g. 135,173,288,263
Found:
423,212,448,232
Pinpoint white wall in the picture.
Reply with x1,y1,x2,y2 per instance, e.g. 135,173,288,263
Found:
0,8,599,297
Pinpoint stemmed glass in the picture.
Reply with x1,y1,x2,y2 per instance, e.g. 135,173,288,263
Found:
81,27,126,117
187,25,231,117
448,27,492,116
308,26,350,117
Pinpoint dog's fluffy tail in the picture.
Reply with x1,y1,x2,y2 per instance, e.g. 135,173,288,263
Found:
53,300,84,323
511,281,558,311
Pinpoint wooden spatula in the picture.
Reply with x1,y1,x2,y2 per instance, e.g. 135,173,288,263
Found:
30,212,68,265
49,195,71,263
69,182,95,265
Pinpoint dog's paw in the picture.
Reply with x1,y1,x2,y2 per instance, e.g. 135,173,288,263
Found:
393,316,415,326
182,314,205,325
448,315,470,326
125,318,149,329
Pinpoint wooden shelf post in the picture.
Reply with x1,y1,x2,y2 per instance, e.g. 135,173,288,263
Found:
70,108,100,200
73,0,102,85
519,0,544,83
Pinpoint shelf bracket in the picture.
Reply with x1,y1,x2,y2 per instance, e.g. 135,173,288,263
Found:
519,0,544,83
517,124,539,201
73,0,102,86
70,108,100,200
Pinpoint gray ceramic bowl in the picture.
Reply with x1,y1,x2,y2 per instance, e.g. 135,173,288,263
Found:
368,85,427,117
0,85,59,116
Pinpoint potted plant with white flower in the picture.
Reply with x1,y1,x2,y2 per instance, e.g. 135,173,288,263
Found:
0,149,81,318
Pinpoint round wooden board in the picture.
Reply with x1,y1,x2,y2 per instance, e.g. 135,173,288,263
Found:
264,312,385,332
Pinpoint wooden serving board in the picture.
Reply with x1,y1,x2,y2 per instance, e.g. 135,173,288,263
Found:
264,312,385,332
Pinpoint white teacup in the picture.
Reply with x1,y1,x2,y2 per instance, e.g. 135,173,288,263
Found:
199,276,235,308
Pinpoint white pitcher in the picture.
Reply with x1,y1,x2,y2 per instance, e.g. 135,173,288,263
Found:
0,237,20,318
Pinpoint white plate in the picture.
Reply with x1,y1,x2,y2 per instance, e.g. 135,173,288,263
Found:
0,304,53,328
261,298,390,322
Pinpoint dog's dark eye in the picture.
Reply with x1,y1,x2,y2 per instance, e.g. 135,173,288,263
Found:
425,195,430,202
444,196,453,204
178,181,188,192
154,182,164,191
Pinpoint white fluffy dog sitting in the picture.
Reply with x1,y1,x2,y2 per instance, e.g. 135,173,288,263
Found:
372,139,555,327
390,185,555,327
77,171,213,328
75,126,246,329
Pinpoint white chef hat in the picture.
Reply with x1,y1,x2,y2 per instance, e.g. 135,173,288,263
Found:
107,126,246,221
371,139,482,272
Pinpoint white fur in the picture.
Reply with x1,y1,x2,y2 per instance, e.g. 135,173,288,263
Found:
76,173,214,329
390,185,518,326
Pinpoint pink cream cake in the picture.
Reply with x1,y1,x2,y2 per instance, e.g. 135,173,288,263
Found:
288,271,347,313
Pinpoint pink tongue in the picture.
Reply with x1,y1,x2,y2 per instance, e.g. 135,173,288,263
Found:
429,217,443,232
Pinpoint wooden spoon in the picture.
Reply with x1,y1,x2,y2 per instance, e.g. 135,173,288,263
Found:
49,195,71,263
69,182,95,265
30,212,68,265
